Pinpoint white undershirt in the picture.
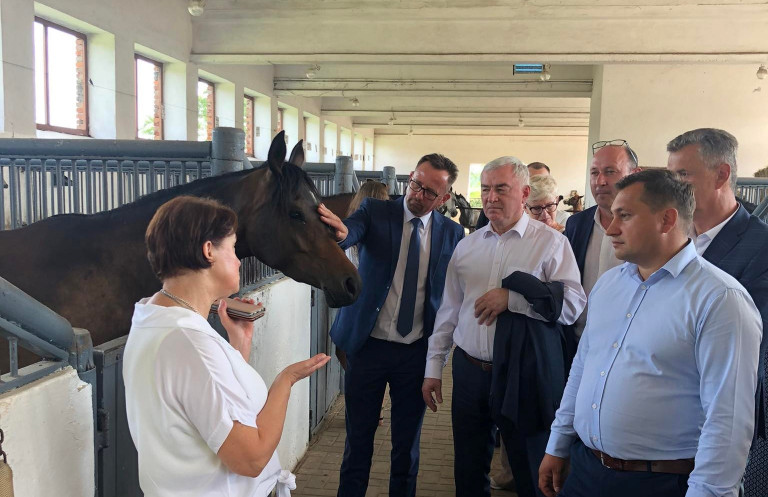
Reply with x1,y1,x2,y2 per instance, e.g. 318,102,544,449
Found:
370,197,433,343
693,206,738,255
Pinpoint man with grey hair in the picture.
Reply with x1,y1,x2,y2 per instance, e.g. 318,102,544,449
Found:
423,156,586,497
667,128,768,495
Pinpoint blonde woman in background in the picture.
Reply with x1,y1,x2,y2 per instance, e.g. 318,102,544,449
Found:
525,175,569,232
344,180,390,267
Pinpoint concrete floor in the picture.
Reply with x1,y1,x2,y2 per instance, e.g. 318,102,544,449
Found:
290,353,518,497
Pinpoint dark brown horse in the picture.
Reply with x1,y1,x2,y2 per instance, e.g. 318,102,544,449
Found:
0,132,361,357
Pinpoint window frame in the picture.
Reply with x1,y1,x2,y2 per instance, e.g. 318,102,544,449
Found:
198,78,216,141
134,54,164,140
244,95,255,157
34,17,89,136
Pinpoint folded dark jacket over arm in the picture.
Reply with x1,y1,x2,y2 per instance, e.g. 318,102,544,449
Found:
490,271,567,435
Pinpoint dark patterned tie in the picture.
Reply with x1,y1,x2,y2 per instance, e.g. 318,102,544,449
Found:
397,217,422,337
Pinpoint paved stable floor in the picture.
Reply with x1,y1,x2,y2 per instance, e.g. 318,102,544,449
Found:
290,352,518,497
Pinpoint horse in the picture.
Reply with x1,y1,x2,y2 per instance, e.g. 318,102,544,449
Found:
0,131,361,367
452,191,478,229
437,187,460,218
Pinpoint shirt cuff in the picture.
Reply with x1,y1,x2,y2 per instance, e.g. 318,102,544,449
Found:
507,290,531,314
425,359,444,380
545,431,576,459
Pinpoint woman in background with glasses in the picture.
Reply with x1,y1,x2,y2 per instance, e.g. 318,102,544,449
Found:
525,175,569,232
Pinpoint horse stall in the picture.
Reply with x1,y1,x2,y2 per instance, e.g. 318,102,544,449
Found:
0,129,361,497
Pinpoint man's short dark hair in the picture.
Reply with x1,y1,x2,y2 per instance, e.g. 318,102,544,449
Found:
417,153,459,185
666,128,738,192
616,169,695,233
527,162,550,173
146,196,238,281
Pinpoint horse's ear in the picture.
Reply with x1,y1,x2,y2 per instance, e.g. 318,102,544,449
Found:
289,140,305,168
268,131,287,174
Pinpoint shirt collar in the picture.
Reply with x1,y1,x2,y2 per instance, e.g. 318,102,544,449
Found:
403,196,432,227
622,240,697,283
694,205,738,242
592,207,609,234
481,212,529,239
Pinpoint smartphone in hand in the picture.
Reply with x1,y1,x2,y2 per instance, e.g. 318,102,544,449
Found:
210,298,265,322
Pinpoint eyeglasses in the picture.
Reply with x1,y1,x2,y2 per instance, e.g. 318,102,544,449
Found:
526,202,559,215
408,179,439,201
592,139,638,166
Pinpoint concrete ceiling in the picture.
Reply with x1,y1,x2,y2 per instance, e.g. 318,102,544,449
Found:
189,0,768,136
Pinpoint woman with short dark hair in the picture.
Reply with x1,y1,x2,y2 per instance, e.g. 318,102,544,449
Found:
124,195,329,497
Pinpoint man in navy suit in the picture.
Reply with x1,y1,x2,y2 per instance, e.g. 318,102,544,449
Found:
319,154,464,497
563,140,638,338
667,128,768,494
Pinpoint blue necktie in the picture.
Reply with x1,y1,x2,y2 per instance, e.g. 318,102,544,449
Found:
397,217,422,337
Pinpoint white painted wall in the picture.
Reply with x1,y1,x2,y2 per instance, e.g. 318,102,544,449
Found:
0,368,94,497
374,134,589,199
592,64,768,177
243,278,312,470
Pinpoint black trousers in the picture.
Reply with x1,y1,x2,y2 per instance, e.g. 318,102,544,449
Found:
338,337,427,497
451,347,548,497
559,440,689,497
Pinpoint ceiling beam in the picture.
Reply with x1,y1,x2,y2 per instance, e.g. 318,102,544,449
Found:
322,110,591,117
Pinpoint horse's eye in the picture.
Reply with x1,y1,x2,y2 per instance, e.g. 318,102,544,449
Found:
289,211,306,223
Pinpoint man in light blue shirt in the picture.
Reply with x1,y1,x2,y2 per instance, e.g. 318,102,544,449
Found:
539,169,762,497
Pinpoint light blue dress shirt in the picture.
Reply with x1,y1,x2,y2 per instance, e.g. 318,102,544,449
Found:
546,241,762,497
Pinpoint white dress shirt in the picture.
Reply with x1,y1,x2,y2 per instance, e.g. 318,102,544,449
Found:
693,206,738,255
574,208,622,338
370,197,433,344
425,214,586,378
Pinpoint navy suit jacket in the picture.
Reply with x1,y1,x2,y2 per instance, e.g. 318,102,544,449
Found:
702,204,768,437
563,205,597,282
330,197,465,356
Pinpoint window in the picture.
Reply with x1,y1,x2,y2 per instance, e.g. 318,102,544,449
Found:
197,79,215,141
34,18,88,135
467,163,485,207
244,95,254,156
135,55,163,140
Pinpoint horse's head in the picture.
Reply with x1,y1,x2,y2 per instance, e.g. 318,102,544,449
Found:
238,132,361,307
438,187,459,218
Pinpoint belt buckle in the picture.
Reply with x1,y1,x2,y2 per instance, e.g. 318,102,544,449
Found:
599,452,622,471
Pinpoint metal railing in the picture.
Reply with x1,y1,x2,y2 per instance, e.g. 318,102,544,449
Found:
736,177,768,208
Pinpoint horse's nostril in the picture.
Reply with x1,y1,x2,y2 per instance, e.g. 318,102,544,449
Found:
344,276,359,297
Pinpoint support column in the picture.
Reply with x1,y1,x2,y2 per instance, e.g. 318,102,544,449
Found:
383,166,398,195
211,127,245,175
335,156,356,193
